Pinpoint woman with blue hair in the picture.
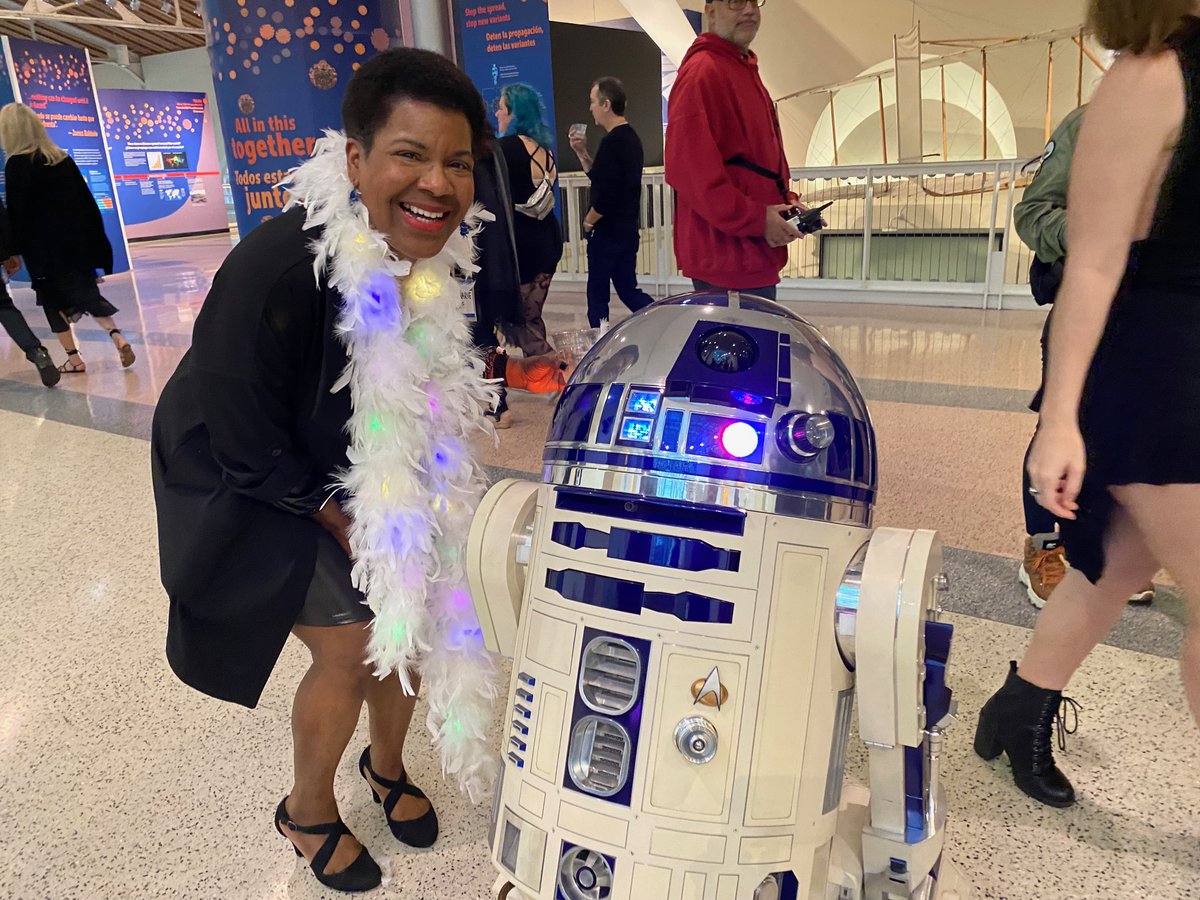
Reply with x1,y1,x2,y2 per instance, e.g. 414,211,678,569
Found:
495,82,562,356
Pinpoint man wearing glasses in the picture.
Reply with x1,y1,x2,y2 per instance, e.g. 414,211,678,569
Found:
665,0,805,300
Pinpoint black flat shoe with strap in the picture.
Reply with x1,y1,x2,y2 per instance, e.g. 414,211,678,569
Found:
358,746,439,848
274,796,382,893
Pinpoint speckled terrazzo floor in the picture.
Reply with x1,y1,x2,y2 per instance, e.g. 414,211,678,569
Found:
0,237,1197,898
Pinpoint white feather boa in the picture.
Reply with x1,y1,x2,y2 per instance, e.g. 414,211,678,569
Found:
281,131,500,802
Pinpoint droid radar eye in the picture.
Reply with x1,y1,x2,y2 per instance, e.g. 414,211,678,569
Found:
696,328,758,373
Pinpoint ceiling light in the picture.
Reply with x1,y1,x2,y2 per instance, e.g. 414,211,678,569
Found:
129,0,141,10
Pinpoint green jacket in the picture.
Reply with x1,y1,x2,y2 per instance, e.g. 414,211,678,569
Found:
1014,106,1086,264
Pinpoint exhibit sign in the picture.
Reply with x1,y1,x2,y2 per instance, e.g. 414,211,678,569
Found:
454,0,559,153
205,0,403,236
99,88,228,240
3,37,130,273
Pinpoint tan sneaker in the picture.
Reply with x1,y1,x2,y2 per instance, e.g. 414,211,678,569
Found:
1020,536,1067,609
1128,584,1154,605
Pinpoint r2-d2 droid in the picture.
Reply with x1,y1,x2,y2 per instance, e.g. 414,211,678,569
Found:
467,293,972,900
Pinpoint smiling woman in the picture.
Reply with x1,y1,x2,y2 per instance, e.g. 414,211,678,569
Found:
148,48,526,895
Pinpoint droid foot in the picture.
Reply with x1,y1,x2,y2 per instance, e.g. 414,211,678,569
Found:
975,661,1077,808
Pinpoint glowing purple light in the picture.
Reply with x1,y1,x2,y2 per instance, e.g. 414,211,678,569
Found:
720,421,759,459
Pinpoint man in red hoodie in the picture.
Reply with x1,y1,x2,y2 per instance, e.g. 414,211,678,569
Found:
665,0,803,299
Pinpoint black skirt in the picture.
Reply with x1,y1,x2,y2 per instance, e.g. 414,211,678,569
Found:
1061,249,1200,582
295,528,374,628
33,270,119,322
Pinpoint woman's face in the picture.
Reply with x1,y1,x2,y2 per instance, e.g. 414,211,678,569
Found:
346,99,475,261
495,96,512,134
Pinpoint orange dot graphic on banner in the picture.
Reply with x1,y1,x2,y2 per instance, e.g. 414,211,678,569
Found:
226,46,234,55
227,33,236,44
276,28,292,44
259,24,274,38
254,37,263,47
358,4,367,14
222,22,230,31
251,51,259,60
350,19,360,29
285,0,294,5
310,40,319,50
352,62,361,71
333,43,343,53
303,15,312,26
310,6,320,16
229,71,237,80
371,27,388,51
354,43,365,55
330,16,340,27
241,8,249,16
243,59,251,69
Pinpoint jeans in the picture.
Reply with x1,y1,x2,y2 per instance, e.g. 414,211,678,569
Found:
690,278,777,301
586,230,654,328
0,283,41,356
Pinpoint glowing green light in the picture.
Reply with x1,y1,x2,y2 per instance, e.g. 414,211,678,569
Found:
369,415,384,432
392,620,407,643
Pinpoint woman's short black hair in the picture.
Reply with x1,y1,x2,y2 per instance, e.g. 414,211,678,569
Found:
342,48,489,156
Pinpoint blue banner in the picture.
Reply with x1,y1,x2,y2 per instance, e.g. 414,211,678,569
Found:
205,0,403,235
6,37,130,273
454,1,558,153
99,88,228,240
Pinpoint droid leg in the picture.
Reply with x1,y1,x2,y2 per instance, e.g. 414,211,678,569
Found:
853,528,962,900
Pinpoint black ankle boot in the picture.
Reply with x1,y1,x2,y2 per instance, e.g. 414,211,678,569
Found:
974,660,1080,808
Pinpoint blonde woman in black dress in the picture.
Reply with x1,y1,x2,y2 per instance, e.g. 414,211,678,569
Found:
976,0,1200,809
0,103,134,373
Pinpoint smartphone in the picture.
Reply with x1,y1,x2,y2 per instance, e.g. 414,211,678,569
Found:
785,201,834,235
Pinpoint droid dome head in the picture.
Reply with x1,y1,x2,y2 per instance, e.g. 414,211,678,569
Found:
544,291,877,525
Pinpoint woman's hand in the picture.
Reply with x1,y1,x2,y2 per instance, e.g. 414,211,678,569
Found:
1027,421,1086,520
313,496,353,557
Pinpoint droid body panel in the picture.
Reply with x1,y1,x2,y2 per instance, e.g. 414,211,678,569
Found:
468,293,971,900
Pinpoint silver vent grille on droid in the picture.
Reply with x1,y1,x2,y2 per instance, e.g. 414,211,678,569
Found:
579,637,640,715
567,716,631,797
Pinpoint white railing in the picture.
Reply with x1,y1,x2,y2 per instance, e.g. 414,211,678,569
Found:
555,159,1039,309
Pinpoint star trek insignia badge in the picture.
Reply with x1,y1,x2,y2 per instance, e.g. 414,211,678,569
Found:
691,666,729,710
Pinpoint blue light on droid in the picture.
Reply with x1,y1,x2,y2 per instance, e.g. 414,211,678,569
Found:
626,390,660,415
620,418,654,442
730,390,764,407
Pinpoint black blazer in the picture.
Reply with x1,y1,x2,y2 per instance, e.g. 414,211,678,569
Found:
5,152,114,277
151,208,351,707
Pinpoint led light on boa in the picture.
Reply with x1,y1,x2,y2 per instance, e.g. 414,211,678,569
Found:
281,131,500,802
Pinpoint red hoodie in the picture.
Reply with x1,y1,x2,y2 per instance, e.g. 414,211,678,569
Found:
665,33,791,289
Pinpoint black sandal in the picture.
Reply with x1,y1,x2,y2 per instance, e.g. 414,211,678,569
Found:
57,349,85,374
358,746,439,848
273,796,382,893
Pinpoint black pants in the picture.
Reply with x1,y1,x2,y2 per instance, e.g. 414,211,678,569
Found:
1024,310,1057,537
586,230,654,328
0,283,41,356
691,278,777,301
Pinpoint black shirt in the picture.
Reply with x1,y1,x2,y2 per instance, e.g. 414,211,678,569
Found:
588,123,644,239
